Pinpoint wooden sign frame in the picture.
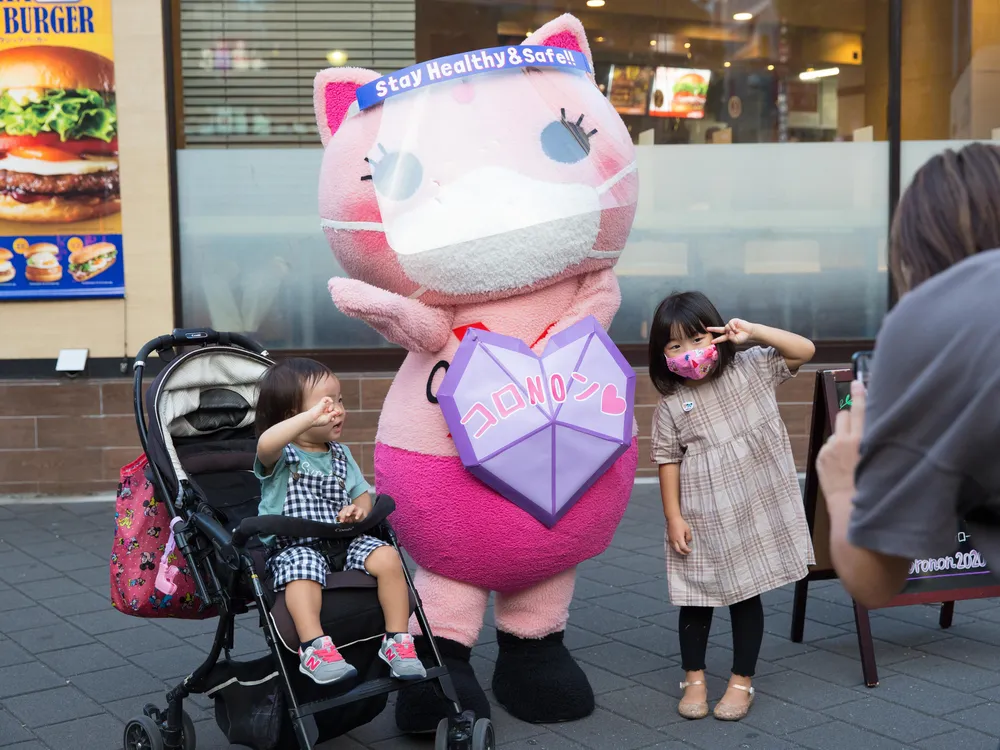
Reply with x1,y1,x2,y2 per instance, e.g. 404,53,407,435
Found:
791,369,1000,687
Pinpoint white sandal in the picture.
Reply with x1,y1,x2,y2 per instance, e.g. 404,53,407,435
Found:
678,679,709,720
713,683,754,721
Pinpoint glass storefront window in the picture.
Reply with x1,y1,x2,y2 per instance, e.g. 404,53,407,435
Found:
176,0,891,351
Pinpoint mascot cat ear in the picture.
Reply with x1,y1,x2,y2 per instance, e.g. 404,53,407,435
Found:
314,67,381,146
523,13,595,78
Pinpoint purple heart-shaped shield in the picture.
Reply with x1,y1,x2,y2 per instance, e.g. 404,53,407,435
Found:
437,316,635,528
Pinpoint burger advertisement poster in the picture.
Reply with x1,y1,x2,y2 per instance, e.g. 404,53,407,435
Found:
0,0,123,301
649,67,712,119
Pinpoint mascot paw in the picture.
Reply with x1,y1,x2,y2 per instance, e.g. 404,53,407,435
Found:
492,629,595,723
395,636,491,734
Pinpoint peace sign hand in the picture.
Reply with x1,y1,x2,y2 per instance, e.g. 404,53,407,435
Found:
707,318,755,346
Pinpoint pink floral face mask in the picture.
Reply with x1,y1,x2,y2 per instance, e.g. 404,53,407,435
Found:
665,344,719,380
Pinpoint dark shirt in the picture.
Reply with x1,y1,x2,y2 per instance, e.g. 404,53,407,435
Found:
849,249,1000,562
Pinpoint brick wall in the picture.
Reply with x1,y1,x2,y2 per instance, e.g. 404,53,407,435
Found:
0,367,821,495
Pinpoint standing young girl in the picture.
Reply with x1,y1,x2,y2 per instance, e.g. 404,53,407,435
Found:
648,291,815,721
255,358,426,685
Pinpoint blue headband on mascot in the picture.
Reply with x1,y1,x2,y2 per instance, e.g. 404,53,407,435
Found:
355,45,594,111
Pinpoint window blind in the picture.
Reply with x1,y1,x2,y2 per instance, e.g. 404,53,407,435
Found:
177,0,416,147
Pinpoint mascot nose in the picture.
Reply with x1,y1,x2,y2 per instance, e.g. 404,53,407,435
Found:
452,79,475,105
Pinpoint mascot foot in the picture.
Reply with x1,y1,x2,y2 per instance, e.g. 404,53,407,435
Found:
395,636,491,734
492,629,595,723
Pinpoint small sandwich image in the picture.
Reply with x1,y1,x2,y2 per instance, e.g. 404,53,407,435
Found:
24,241,62,282
69,241,117,281
0,248,14,282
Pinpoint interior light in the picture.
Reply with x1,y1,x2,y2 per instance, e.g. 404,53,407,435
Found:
733,12,753,21
649,39,657,46
526,30,533,36
799,66,839,80
326,49,348,66
724,61,731,67
684,42,691,49
767,64,775,71
586,0,606,7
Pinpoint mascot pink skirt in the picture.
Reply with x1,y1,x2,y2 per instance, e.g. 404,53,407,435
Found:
312,12,640,729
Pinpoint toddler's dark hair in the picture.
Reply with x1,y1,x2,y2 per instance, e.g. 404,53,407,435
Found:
255,358,336,435
648,291,735,396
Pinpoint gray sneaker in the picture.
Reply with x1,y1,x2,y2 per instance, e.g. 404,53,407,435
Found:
380,633,427,680
299,636,358,685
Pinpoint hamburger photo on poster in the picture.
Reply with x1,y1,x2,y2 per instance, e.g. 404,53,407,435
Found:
0,45,118,224
650,67,712,119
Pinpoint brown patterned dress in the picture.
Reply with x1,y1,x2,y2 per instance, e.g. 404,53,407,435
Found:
651,346,814,607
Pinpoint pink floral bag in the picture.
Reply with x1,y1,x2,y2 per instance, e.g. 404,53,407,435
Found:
109,455,211,619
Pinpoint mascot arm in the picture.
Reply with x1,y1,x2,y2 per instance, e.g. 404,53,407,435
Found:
329,277,454,353
533,269,621,351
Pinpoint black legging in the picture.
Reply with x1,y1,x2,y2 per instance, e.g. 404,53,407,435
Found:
678,595,764,677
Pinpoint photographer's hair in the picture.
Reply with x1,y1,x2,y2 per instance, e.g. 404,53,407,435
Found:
890,142,1000,293
648,291,736,396
255,358,335,435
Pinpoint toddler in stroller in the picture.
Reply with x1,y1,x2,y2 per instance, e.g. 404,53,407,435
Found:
253,357,426,685
118,328,494,750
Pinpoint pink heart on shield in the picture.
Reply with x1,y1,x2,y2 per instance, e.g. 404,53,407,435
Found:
436,316,635,528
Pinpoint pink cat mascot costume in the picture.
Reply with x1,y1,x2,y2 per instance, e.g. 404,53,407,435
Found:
313,15,638,729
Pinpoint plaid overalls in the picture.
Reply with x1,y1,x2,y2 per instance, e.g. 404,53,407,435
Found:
266,442,386,590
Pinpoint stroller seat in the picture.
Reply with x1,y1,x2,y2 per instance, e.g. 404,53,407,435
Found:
120,329,492,750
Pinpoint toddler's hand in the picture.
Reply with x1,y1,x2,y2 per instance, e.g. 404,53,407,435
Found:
667,516,692,555
337,504,366,524
308,396,337,427
707,318,755,346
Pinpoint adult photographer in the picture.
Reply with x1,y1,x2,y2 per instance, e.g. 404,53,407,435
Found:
817,142,1000,608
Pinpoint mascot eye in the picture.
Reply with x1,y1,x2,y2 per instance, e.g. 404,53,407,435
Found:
540,108,598,164
362,144,423,201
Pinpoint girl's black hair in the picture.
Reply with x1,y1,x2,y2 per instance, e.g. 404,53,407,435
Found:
648,291,735,396
255,358,335,435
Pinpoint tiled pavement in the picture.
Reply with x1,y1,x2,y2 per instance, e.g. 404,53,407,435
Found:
3,486,1000,750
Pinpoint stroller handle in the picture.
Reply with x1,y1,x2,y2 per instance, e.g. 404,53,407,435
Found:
232,494,397,548
134,328,268,366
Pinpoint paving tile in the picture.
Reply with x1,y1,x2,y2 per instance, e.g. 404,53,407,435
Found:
128,643,212,681
0,662,63,699
596,685,687,729
569,604,649,635
574,640,674,677
33,713,124,750
665,715,806,750
0,708,34,745
0,562,61,585
71,664,165,703
863,673,984,716
869,617,952,648
3,743,48,750
576,660,636,695
95,626,184,657
915,728,1000,750
0,639,33,668
812,632,922,667
589,591,672,619
823,696,951,744
3,685,103,728
9,621,94,652
0,606,62,634
890,653,1000,692
0,588,34,611
753,669,860,710
545,707,664,749
16,577,90,600
788,720,910,750
944,701,1000,737
763,611,847,643
774,648,881,687
741,695,831,736
65,608,149,635
36,591,111,617
36,642,127,677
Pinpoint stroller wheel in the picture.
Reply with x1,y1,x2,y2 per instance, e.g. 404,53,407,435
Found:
179,709,197,750
123,715,164,750
434,718,450,750
471,718,495,750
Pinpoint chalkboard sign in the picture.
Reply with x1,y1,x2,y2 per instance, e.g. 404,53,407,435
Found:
792,368,1000,687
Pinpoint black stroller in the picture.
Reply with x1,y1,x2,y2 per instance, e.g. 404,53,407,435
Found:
121,328,494,750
